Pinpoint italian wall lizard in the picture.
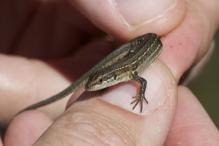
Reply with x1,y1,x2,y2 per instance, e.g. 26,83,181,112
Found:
18,33,162,114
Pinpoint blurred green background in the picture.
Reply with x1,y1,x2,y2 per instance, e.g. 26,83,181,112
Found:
188,32,219,128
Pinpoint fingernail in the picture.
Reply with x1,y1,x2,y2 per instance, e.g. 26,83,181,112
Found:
113,0,177,27
101,61,176,114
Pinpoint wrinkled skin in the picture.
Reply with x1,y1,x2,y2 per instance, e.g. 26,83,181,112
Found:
0,0,219,146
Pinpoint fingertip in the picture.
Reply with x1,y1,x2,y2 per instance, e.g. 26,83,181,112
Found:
70,0,186,39
101,60,176,115
165,86,219,146
39,60,178,145
4,111,52,146
177,86,217,129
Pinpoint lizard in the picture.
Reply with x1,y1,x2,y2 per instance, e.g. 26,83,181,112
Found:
18,33,162,114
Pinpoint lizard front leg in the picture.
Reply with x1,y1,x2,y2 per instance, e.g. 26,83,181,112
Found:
131,71,148,112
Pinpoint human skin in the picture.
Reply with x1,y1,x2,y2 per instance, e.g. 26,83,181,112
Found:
0,0,219,145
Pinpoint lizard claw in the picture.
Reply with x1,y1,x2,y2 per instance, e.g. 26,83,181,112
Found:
131,95,148,112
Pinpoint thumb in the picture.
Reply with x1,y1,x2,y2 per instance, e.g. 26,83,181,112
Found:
4,60,176,145
30,61,175,145
69,0,186,38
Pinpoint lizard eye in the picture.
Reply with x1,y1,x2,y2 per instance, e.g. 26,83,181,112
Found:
99,79,103,83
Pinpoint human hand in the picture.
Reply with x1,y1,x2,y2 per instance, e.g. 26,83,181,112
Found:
1,0,219,145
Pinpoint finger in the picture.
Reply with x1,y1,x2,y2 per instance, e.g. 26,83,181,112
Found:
0,0,100,58
160,0,219,80
181,41,215,85
0,54,69,125
14,0,101,59
4,111,52,146
28,60,177,145
0,0,40,53
0,39,113,125
0,137,2,146
70,0,186,38
71,0,219,82
165,86,219,146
